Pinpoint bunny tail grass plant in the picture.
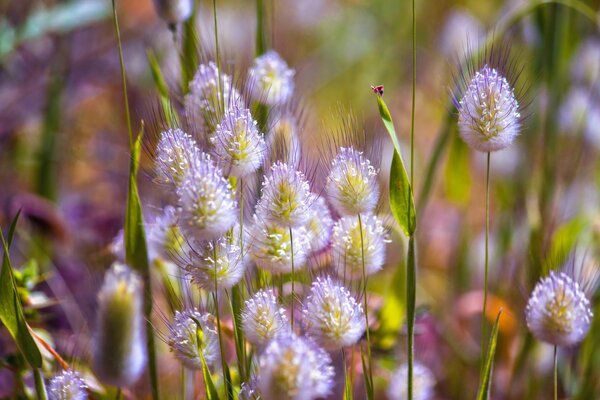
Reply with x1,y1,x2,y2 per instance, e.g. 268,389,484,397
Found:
47,369,88,400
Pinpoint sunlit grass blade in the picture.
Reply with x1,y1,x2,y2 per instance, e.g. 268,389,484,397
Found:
230,285,247,382
224,362,234,400
200,352,220,400
476,310,502,400
147,49,179,127
360,348,373,400
181,2,199,94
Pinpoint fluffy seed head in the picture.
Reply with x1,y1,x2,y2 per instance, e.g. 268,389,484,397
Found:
331,214,388,279
177,153,238,241
255,162,312,227
47,370,88,400
185,62,242,131
211,106,266,177
92,263,146,387
267,113,302,169
152,0,192,24
168,308,220,369
256,334,334,400
184,235,246,291
302,276,365,350
525,271,593,347
387,362,435,400
248,50,295,105
304,195,334,254
155,128,202,185
326,147,379,216
457,65,521,152
249,217,311,273
146,205,189,261
242,289,289,346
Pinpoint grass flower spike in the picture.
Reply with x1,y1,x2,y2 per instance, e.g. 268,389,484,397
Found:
242,290,289,346
525,271,593,347
248,50,295,105
302,276,365,350
457,65,521,152
326,146,379,216
47,370,88,400
155,128,202,185
177,153,238,241
304,195,334,254
167,308,220,369
256,334,334,400
331,213,388,279
387,362,435,400
92,263,146,388
211,105,266,177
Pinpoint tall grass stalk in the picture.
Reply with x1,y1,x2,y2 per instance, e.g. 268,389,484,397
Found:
289,227,295,330
33,368,47,400
358,213,373,398
554,346,558,400
481,152,491,368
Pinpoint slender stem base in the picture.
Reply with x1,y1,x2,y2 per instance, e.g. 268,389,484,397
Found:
554,346,558,400
358,214,373,397
481,152,491,369
406,236,416,400
289,227,295,331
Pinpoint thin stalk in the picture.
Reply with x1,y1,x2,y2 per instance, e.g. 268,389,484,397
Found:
289,227,295,330
406,236,416,400
213,246,228,399
111,0,132,149
481,152,491,369
33,368,47,400
343,348,353,400
357,213,373,394
115,388,122,400
212,0,224,112
256,0,265,56
554,346,558,400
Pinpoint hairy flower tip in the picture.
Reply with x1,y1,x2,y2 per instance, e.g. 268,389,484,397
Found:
255,162,312,227
185,62,242,132
331,214,389,279
457,64,521,152
48,370,88,400
256,334,334,400
211,105,266,177
92,263,146,387
155,128,203,185
147,205,189,261
325,146,379,216
152,0,192,24
305,195,334,254
167,308,220,369
248,50,295,105
177,153,238,241
525,271,593,347
242,289,289,346
184,234,246,291
249,217,311,273
387,362,435,400
302,276,365,350
239,381,261,400
267,113,302,168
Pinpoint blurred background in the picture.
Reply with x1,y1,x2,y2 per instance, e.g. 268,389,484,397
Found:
1,0,600,398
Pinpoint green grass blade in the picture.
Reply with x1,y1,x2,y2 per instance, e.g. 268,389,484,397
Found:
255,0,266,56
477,310,503,400
361,349,373,400
181,4,199,94
231,285,247,382
406,236,416,400
200,352,220,400
224,362,234,400
0,212,43,369
147,49,179,127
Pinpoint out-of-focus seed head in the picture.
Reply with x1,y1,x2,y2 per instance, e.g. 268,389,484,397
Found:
167,308,220,369
304,195,334,254
242,289,289,346
325,147,379,216
302,276,365,350
211,106,266,177
249,217,311,273
152,0,193,24
177,153,238,241
387,362,436,400
525,271,593,347
185,62,242,132
47,370,88,400
457,65,521,152
248,50,295,105
256,334,334,400
267,113,302,169
184,234,246,291
92,263,146,387
147,205,189,261
331,214,388,279
571,38,600,87
255,162,312,228
239,380,261,400
155,128,202,185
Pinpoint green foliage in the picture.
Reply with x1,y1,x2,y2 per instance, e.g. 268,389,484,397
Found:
477,311,502,400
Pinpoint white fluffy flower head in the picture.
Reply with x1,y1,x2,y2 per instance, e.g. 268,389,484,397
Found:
304,195,334,254
458,65,521,152
155,128,202,185
326,147,379,216
256,334,334,400
168,308,220,370
211,106,266,177
302,276,365,350
332,214,388,279
249,50,295,105
525,271,593,347
177,153,237,241
388,362,435,400
242,290,289,346
48,370,88,400
249,217,311,273
256,162,312,227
